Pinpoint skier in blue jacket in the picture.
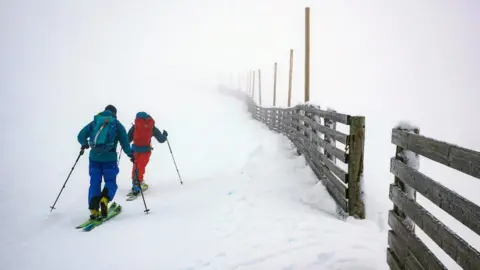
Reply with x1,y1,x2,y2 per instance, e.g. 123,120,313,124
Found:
77,105,133,220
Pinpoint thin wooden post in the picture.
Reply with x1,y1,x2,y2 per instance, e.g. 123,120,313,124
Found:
250,71,253,97
392,126,419,230
258,69,262,106
288,49,293,107
252,70,255,101
304,7,310,103
273,62,277,106
324,110,337,164
388,125,419,268
347,116,365,219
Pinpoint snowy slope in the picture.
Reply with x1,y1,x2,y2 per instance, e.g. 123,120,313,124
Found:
2,91,387,270
2,1,479,270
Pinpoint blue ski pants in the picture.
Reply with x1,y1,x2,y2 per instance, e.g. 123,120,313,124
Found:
88,159,119,209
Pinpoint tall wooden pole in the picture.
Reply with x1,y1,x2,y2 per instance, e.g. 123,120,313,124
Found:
252,70,255,100
273,62,277,106
288,49,293,107
258,69,262,105
304,7,310,103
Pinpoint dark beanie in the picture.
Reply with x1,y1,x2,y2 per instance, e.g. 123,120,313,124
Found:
105,105,117,116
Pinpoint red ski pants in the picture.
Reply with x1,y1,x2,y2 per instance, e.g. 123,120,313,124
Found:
132,151,151,182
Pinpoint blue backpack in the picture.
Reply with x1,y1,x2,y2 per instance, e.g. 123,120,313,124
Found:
88,114,118,154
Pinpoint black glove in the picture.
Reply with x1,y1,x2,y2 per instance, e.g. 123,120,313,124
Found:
80,145,89,155
130,155,135,163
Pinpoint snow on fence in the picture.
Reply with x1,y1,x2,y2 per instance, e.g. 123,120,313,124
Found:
387,124,480,270
217,85,367,219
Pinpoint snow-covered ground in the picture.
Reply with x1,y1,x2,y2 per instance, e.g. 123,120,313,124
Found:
2,91,386,270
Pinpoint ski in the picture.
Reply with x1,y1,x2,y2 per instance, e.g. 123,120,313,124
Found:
125,183,149,201
82,203,122,232
75,202,120,230
76,218,96,229
126,194,138,201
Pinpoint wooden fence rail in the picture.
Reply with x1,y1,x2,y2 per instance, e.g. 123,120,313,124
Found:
387,125,480,270
237,91,366,219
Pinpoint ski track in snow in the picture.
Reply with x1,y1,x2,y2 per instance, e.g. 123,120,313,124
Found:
2,92,387,270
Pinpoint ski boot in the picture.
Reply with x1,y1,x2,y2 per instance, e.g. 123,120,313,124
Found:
140,181,149,191
89,209,101,220
131,184,141,196
99,196,110,218
134,181,149,193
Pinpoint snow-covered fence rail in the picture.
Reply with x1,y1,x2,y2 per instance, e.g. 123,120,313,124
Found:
238,94,366,219
386,125,480,270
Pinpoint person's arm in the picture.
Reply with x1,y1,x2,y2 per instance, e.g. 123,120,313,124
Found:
117,121,133,157
153,125,167,143
77,122,92,148
127,125,134,143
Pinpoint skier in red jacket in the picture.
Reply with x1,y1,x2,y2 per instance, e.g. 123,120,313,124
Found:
127,111,168,196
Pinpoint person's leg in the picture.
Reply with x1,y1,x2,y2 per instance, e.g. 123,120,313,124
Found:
88,160,102,218
130,152,141,193
100,161,119,216
144,151,152,181
140,151,151,190
135,151,151,183
131,152,139,181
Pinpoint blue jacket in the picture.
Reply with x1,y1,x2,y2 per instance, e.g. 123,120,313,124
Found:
77,110,133,162
128,112,167,153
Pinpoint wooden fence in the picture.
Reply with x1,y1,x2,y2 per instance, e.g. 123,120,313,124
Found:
218,4,480,268
243,94,366,219
387,125,480,270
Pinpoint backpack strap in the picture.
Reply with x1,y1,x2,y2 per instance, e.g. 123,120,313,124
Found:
92,117,110,147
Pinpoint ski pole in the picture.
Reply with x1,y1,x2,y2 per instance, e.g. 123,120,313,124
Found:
166,139,183,185
133,161,150,214
50,148,85,212
118,149,122,165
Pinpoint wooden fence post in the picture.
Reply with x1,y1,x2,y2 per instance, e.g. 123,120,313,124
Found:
387,124,421,269
258,69,262,106
295,106,304,156
347,116,365,219
273,62,277,106
288,49,293,107
392,125,419,231
276,109,280,132
304,106,315,158
304,7,310,103
263,108,267,125
324,109,337,164
252,70,255,101
311,108,322,153
276,109,281,132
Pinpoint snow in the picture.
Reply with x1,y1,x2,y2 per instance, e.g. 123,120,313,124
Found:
1,91,387,270
1,1,480,269
393,121,420,174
